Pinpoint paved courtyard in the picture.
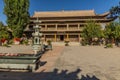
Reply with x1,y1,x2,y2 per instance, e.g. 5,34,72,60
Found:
52,46,120,80
0,44,120,80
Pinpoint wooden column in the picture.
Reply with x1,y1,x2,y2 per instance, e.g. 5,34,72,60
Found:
67,24,69,30
45,24,47,30
78,34,81,42
54,34,57,42
55,24,58,30
78,24,80,30
66,34,69,41
44,35,46,42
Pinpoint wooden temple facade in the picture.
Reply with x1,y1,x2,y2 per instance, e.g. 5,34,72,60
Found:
27,10,115,42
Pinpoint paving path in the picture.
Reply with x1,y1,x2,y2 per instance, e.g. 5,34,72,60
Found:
36,46,64,72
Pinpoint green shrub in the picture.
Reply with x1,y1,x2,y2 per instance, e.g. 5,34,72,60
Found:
106,43,113,48
8,39,13,44
22,39,28,45
2,44,10,47
80,39,88,46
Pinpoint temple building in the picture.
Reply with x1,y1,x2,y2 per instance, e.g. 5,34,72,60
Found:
26,10,116,42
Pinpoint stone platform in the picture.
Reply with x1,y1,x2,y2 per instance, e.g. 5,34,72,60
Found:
0,45,40,71
0,45,34,54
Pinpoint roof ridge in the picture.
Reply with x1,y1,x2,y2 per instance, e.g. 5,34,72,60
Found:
33,10,101,17
34,10,95,13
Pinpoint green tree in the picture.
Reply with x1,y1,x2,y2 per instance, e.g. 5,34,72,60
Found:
114,24,120,42
4,0,30,38
110,2,120,22
0,22,9,39
104,22,120,44
104,22,116,39
82,20,103,45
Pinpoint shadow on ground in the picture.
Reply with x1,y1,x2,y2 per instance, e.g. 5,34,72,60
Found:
0,68,99,80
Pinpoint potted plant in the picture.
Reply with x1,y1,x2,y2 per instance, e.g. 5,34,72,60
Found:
64,40,69,46
47,40,52,50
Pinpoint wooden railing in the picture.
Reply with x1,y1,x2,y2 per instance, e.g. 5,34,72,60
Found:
41,27,84,31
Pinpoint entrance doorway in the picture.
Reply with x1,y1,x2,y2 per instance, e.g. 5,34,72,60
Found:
60,35,64,41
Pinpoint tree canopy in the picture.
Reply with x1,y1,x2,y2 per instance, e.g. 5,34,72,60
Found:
104,22,116,39
0,22,9,39
4,0,30,38
81,20,103,45
110,2,120,23
82,20,103,39
104,22,120,41
114,25,120,40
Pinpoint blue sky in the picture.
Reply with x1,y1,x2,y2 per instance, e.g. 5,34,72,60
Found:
0,0,119,24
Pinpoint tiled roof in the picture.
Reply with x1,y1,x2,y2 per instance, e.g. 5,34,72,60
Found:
32,10,96,17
